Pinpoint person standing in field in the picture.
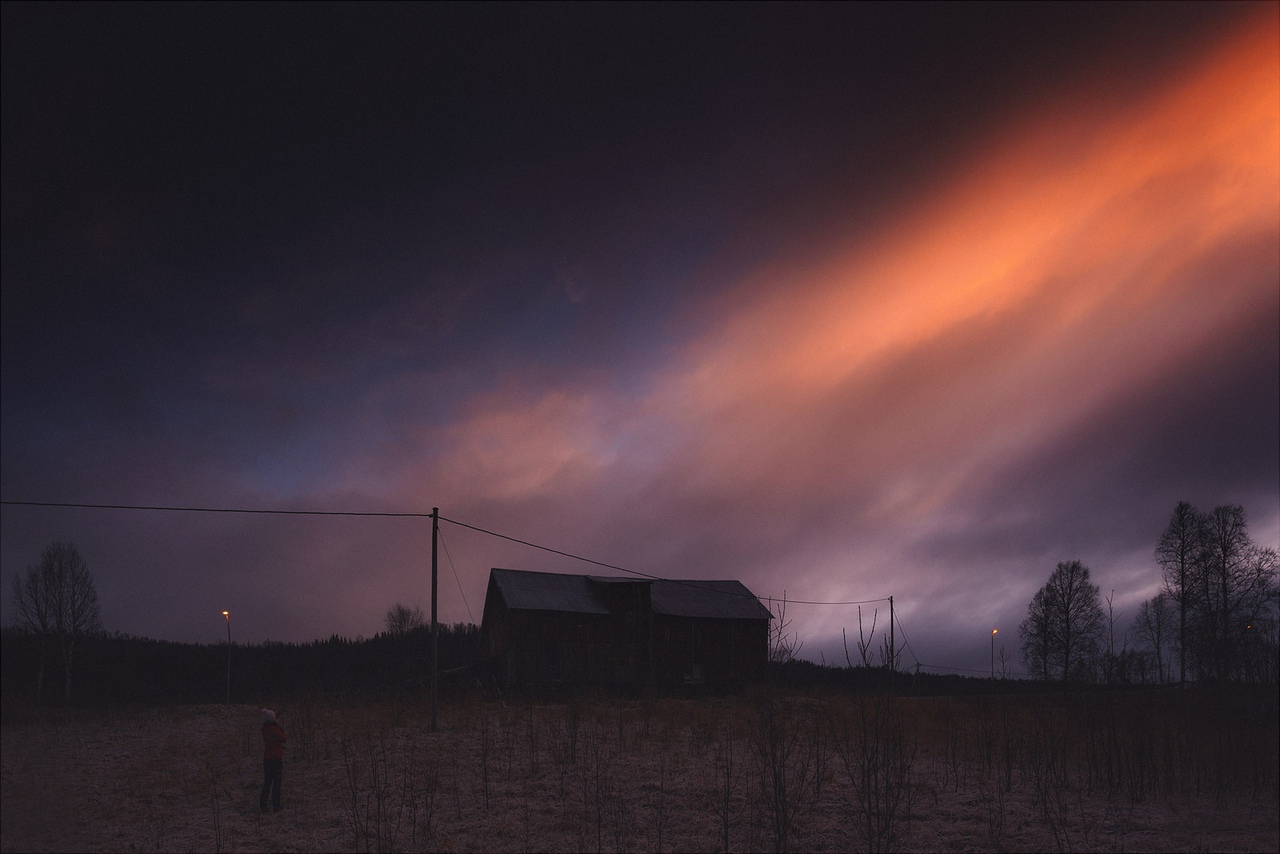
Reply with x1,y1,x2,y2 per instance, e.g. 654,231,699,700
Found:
260,709,287,813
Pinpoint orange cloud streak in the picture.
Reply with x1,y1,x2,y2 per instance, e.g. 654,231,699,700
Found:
661,11,1277,520
376,11,1276,541
689,12,1276,406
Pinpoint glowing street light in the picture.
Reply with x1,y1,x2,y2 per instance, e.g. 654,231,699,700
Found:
222,611,231,704
991,628,998,679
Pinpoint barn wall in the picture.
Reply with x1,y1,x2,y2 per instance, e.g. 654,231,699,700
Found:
651,615,768,685
481,576,769,689
494,610,639,688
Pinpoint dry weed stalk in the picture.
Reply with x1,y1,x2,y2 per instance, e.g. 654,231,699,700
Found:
209,778,223,854
708,714,744,853
752,697,820,853
646,750,671,853
831,692,916,854
577,710,623,852
978,774,1007,852
1026,711,1074,853
339,727,435,854
478,711,492,810
2,692,1278,853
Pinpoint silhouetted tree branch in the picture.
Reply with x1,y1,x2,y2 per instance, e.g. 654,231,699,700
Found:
384,602,426,636
10,541,101,703
1019,560,1104,682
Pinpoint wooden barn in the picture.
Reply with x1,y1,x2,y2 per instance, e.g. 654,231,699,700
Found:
480,568,773,689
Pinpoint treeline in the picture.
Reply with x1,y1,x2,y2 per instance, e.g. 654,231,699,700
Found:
766,658,1097,697
1147,502,1278,683
1019,502,1278,685
0,622,481,708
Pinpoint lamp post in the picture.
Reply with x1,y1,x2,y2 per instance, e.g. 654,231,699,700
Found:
222,611,231,704
991,628,998,679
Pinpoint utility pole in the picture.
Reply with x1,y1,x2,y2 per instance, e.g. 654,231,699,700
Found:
889,595,895,673
431,507,439,732
222,610,231,704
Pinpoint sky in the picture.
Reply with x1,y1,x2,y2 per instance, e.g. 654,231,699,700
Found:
2,2,1277,676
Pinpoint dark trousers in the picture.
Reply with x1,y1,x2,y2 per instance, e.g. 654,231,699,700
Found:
260,758,283,811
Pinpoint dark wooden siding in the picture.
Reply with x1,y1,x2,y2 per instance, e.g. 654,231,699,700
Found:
651,614,768,685
481,572,769,689
486,606,647,688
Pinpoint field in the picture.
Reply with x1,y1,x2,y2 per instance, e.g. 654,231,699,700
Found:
2,687,1277,853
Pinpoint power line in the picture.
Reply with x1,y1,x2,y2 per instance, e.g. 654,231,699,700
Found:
440,514,660,581
4,500,1031,678
768,594,891,607
0,500,433,517
2,499,891,607
894,614,1030,677
441,514,783,604
437,526,474,624
439,514,890,606
893,610,920,669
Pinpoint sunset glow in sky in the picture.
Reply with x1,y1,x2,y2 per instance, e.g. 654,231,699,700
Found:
2,3,1276,674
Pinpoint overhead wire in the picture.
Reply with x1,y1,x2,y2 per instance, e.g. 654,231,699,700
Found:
2,498,1033,677
893,609,920,669
7,500,889,607
4,499,890,607
437,513,657,579
436,526,474,624
438,513,891,606
0,500,433,517
1,499,893,608
4,498,1016,676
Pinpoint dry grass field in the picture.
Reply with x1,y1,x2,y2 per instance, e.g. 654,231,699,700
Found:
2,688,1277,853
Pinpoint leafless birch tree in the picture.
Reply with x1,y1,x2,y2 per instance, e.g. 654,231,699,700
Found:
1019,560,1104,682
1135,591,1174,683
384,602,426,635
10,541,102,703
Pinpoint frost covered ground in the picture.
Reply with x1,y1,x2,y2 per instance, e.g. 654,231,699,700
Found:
2,692,1276,853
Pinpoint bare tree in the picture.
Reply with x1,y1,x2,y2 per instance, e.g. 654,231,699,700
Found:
1134,592,1174,683
11,559,54,702
1019,587,1054,682
843,606,879,669
1019,560,1105,682
1239,573,1279,683
1156,501,1206,684
384,602,426,636
1194,506,1276,681
1101,589,1127,685
1157,502,1277,682
10,541,101,703
768,592,803,664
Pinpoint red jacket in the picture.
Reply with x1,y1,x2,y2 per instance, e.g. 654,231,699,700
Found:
262,720,287,760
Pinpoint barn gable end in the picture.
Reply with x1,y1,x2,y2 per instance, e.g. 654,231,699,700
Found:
481,568,771,689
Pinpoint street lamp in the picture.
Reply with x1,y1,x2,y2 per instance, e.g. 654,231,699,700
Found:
991,628,998,679
222,611,231,704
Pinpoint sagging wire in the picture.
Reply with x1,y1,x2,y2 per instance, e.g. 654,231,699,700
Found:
436,525,474,624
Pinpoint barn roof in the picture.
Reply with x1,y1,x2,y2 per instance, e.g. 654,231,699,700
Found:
489,568,610,615
487,568,772,620
650,579,774,620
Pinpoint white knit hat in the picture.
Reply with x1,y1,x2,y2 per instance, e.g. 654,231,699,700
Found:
262,708,276,723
